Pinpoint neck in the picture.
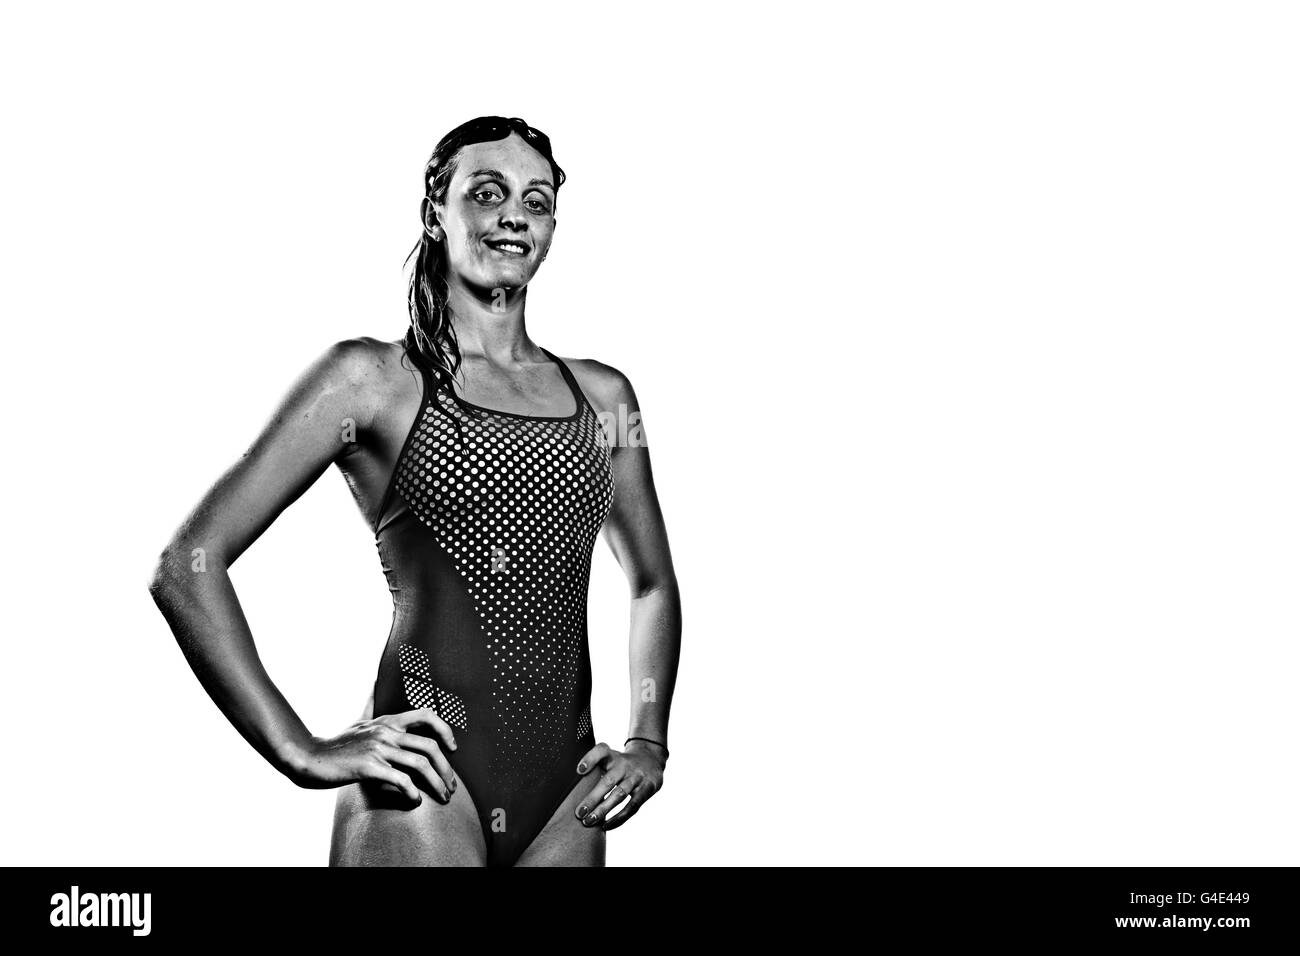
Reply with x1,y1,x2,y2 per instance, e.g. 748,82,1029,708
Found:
443,275,538,364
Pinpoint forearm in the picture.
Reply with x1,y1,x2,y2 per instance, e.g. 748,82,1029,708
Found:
626,581,681,746
148,549,314,781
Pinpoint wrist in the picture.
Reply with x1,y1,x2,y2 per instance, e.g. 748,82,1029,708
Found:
624,736,669,763
274,735,319,783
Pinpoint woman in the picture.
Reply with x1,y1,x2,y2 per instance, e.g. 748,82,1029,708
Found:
148,116,681,867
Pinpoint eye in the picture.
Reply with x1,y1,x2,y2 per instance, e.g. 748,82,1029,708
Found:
524,190,553,213
473,186,502,204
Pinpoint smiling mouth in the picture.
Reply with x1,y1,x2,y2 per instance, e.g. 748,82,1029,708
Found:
484,239,530,256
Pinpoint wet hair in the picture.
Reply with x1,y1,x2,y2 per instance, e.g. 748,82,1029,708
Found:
403,116,567,390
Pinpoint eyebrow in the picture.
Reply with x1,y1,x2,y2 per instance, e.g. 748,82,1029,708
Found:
466,168,555,192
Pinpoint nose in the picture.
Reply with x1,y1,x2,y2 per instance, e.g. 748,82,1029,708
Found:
498,197,529,232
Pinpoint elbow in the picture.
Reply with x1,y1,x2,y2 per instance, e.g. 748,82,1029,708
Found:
630,576,679,601
147,546,192,609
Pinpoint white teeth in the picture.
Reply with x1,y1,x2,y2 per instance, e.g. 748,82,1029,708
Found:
491,242,526,254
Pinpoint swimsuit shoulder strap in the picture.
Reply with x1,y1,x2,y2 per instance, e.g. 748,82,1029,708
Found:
540,346,594,417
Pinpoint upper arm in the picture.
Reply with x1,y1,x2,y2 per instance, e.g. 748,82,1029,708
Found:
153,338,385,576
587,362,677,597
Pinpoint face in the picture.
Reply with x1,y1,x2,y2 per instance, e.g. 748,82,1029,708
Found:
427,131,558,292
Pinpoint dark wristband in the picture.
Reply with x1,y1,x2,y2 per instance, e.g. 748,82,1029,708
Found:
624,736,669,759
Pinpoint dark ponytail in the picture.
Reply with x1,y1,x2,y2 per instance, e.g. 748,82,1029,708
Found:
403,116,566,391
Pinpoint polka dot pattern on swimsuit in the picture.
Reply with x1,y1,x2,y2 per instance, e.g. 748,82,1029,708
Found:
392,364,615,790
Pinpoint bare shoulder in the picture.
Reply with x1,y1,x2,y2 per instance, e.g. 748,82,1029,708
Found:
558,353,639,416
321,335,407,384
308,335,417,426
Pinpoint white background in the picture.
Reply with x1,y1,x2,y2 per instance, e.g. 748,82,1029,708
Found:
2,1,1297,866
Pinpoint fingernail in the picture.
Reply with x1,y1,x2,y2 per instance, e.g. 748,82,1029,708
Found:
576,762,587,773
584,814,597,827
575,805,587,819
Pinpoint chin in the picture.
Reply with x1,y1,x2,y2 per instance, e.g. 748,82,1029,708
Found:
480,265,534,289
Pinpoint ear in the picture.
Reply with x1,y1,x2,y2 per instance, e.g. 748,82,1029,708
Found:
420,197,442,241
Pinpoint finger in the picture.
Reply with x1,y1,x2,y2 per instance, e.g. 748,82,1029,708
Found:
587,780,637,832
394,731,458,793
365,761,422,804
575,741,613,775
602,788,649,831
388,707,458,752
575,764,625,822
377,743,451,802
582,779,634,828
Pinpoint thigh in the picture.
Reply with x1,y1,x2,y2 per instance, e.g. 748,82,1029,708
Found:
513,775,606,868
329,776,487,867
